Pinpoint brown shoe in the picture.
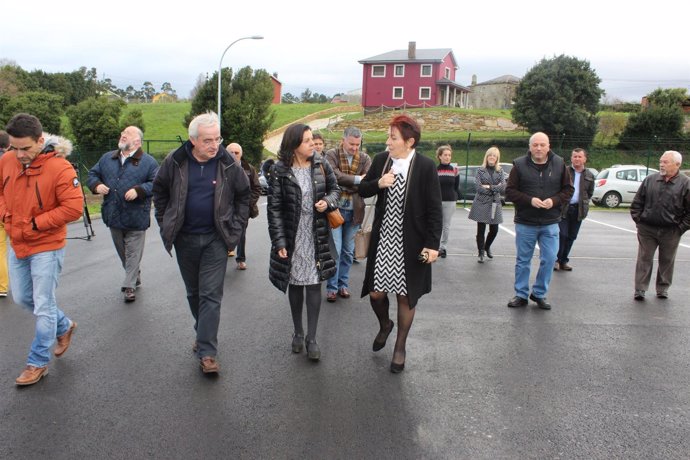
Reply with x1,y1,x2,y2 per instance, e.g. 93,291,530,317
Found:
338,288,351,298
54,321,77,357
326,292,337,303
124,288,136,302
560,263,573,271
237,261,247,270
227,250,235,257
16,365,48,386
200,356,219,374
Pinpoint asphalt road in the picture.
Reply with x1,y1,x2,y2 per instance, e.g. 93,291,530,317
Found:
1,201,688,459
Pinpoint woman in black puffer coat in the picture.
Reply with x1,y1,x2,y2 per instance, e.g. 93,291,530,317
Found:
267,123,340,361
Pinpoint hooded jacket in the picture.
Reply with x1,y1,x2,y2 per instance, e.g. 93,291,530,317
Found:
0,148,84,258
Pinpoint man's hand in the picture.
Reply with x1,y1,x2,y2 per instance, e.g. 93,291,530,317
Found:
124,188,138,201
95,184,110,195
530,197,553,209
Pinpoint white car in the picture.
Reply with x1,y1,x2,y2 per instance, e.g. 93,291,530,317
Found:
591,164,659,208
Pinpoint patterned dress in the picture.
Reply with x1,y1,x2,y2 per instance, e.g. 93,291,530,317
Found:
374,173,407,294
289,167,319,285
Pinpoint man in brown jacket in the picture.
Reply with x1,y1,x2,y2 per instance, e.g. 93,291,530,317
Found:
325,127,372,302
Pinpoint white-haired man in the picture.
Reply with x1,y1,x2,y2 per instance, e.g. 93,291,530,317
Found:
153,112,250,374
630,150,690,300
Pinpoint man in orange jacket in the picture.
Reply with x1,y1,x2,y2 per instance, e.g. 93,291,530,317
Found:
1,113,84,386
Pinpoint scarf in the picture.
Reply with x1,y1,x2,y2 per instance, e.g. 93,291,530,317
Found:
338,148,360,202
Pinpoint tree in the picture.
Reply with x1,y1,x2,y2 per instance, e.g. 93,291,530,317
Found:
512,55,604,146
300,88,312,103
185,66,275,166
141,81,156,102
189,73,207,100
281,92,299,104
120,108,146,133
619,88,686,147
0,91,64,133
66,97,125,152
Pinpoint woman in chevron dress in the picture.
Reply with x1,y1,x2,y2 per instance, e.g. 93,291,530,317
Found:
358,115,443,373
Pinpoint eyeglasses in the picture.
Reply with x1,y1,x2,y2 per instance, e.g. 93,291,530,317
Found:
200,137,223,147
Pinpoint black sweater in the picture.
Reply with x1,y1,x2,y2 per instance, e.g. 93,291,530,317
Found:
437,163,459,202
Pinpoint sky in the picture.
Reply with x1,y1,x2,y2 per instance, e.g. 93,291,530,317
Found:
2,0,689,103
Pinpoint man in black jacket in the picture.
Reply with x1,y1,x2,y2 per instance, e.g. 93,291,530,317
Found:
152,111,250,375
555,148,595,271
505,132,573,310
630,150,690,300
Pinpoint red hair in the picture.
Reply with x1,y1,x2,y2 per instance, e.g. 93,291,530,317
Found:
389,115,421,148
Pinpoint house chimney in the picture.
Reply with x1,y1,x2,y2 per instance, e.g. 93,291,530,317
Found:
408,41,416,59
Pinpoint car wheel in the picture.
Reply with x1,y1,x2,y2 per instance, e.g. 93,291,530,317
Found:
602,191,622,208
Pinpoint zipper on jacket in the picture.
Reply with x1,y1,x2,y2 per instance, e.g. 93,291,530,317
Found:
35,182,44,210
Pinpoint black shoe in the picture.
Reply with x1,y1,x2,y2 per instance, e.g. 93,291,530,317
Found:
529,293,551,310
390,361,405,373
305,339,320,361
477,250,484,263
291,334,304,353
634,290,645,300
439,249,447,258
373,320,394,352
484,247,493,259
507,296,528,308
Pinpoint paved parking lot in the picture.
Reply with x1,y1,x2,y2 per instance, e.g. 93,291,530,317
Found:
0,199,688,459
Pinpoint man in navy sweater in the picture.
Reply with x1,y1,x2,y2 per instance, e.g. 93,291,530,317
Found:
153,112,249,375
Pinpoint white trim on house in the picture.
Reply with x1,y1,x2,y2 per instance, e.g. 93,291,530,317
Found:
420,64,432,77
419,87,431,100
394,64,405,77
444,67,451,79
371,65,386,78
392,87,404,99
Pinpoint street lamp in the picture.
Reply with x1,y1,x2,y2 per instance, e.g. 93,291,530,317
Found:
217,35,264,130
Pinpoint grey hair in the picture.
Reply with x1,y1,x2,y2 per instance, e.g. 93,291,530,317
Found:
663,150,682,165
343,126,362,139
188,111,220,138
529,131,549,146
130,126,144,142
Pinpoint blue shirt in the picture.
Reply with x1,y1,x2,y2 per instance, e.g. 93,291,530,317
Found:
570,170,581,204
181,147,218,234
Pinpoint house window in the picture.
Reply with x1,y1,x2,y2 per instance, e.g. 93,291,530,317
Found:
420,64,432,77
371,65,385,77
444,67,451,79
419,87,431,100
393,87,404,99
394,64,405,77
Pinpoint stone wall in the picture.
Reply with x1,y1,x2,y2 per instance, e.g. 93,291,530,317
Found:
331,110,521,132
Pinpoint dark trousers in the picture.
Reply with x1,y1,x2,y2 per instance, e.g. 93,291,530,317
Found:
476,223,498,251
557,205,583,264
634,223,682,293
236,227,247,263
174,231,228,358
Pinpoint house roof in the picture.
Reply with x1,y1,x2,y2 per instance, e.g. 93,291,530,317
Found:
359,48,457,67
436,78,471,92
474,75,521,86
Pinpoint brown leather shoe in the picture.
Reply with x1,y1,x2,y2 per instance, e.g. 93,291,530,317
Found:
326,292,337,303
16,365,48,386
560,263,573,271
124,288,136,302
54,321,77,357
237,261,247,270
338,288,351,298
200,356,219,374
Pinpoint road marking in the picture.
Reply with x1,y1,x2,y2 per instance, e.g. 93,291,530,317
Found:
586,217,690,249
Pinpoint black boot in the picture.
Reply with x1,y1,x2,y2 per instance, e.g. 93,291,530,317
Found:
478,250,485,263
484,246,493,259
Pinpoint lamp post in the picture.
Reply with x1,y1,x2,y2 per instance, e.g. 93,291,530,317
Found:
217,35,264,130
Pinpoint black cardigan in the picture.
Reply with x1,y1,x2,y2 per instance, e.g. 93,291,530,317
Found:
358,151,443,308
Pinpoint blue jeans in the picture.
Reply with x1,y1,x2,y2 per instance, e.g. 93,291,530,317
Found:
327,209,359,293
514,223,559,299
9,246,72,368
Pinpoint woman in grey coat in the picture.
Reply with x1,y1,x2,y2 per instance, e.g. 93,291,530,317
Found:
468,147,505,262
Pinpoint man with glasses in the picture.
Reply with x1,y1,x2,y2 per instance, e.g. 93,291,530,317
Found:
153,112,250,375
324,126,371,302
87,126,159,302
1,113,84,386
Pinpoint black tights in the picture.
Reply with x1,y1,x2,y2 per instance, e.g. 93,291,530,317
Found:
369,291,416,365
476,223,499,251
288,284,321,341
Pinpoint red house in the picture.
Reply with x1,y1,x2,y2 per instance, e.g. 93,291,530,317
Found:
359,42,470,111
270,74,282,104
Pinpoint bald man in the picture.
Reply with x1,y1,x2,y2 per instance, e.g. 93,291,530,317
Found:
630,150,690,300
505,132,573,310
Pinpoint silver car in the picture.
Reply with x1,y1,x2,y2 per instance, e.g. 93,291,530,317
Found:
591,164,658,208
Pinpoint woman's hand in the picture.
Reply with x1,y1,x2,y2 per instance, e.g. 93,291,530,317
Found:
378,172,395,189
314,199,328,213
277,248,288,259
422,248,439,263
